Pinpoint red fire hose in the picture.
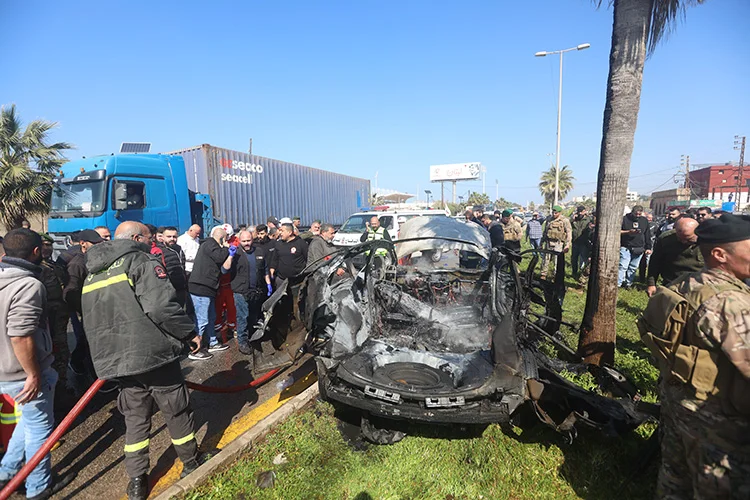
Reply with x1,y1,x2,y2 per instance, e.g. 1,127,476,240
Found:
0,368,282,500
185,368,281,393
0,379,105,500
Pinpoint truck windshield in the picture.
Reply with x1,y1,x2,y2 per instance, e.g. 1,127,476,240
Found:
50,179,106,214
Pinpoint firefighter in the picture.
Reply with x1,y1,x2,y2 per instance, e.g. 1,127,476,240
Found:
81,221,202,500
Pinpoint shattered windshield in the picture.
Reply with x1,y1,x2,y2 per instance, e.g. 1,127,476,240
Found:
50,179,106,214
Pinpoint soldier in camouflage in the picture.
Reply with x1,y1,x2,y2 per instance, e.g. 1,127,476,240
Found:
639,213,750,499
541,205,572,280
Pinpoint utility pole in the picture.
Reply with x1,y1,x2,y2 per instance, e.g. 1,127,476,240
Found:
495,179,499,202
735,135,746,210
680,154,690,190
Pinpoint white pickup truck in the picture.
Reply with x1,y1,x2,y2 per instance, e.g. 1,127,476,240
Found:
333,210,448,247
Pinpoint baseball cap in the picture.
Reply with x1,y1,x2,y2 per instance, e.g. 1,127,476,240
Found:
267,216,280,226
78,229,104,244
279,217,293,225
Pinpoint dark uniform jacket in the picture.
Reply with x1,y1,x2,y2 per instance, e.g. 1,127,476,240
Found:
271,236,308,279
157,242,188,292
63,251,87,314
41,258,67,305
570,215,593,245
646,229,704,287
81,240,195,380
188,238,229,297
230,245,268,297
486,221,505,249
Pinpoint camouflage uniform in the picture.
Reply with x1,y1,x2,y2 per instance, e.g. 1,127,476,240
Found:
500,218,523,252
646,269,750,499
541,215,572,278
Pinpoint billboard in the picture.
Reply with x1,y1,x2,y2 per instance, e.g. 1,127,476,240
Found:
430,162,482,182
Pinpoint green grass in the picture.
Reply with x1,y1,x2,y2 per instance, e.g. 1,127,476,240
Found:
184,250,661,500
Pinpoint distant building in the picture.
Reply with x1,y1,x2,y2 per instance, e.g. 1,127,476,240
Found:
688,163,749,209
650,188,691,215
626,189,639,202
572,194,596,203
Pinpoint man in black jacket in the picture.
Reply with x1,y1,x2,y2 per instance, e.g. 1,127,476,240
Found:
157,227,189,309
63,229,103,379
619,205,652,288
269,224,308,347
81,221,202,500
231,230,272,355
188,226,234,359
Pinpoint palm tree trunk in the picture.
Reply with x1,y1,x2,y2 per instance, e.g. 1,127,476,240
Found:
578,0,651,366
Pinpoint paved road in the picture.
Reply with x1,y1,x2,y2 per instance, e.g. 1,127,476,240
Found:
7,326,314,500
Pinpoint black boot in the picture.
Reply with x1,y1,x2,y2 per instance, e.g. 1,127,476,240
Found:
126,475,148,500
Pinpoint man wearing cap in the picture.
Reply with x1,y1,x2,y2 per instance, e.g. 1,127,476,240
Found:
646,217,704,297
526,212,543,249
541,206,572,279
63,229,103,378
639,214,750,498
570,206,593,282
619,205,653,288
499,209,523,253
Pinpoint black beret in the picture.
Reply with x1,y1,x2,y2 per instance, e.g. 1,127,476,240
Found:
695,213,750,245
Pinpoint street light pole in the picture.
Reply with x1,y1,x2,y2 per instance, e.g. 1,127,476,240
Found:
536,43,590,207
554,50,563,208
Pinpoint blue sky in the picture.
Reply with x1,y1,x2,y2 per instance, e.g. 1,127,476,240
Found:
1,0,748,205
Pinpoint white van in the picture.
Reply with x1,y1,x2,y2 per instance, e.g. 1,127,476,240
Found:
333,210,448,247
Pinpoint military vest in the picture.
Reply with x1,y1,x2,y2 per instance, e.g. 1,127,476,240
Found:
638,278,750,414
546,218,567,241
502,221,520,242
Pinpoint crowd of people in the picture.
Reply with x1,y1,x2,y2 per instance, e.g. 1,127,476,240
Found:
1,204,748,499
0,215,339,499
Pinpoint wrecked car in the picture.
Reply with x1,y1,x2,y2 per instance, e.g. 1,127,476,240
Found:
269,216,657,442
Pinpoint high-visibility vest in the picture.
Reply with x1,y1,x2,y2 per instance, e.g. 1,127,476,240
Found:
0,393,20,453
365,228,388,256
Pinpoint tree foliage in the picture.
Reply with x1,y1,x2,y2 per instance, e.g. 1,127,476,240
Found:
538,165,574,208
0,104,73,230
466,191,490,207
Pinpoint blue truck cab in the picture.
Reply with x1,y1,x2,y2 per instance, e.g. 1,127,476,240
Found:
47,153,217,245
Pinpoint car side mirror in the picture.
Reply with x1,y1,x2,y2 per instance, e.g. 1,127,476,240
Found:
114,182,128,210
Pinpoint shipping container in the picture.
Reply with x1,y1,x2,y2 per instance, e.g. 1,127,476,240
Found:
164,144,370,227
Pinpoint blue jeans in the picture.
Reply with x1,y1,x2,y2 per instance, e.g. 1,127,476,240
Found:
529,238,541,249
619,247,643,286
0,367,58,498
190,294,218,348
234,293,249,345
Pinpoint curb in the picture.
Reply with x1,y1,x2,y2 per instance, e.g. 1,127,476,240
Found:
153,382,320,499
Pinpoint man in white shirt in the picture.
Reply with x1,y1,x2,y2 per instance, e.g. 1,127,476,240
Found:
177,224,201,276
